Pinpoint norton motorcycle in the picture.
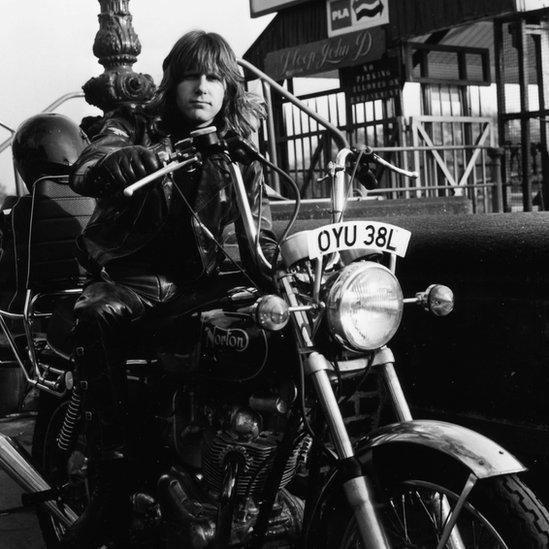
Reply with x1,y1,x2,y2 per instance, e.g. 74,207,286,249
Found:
1,122,549,549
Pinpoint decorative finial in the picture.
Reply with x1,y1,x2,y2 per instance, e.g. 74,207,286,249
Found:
83,0,155,113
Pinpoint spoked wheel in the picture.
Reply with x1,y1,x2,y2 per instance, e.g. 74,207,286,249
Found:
323,452,549,549
342,478,518,548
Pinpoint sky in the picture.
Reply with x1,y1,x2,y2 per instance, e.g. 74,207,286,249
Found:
0,0,274,193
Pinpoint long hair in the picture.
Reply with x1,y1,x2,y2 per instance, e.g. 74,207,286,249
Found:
149,30,265,139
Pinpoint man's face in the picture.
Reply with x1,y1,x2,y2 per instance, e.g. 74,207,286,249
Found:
175,71,226,128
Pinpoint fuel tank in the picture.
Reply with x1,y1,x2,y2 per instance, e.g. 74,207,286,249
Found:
197,309,269,382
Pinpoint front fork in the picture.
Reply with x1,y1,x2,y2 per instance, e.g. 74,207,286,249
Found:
281,272,463,548
306,349,467,549
377,348,466,549
305,352,391,548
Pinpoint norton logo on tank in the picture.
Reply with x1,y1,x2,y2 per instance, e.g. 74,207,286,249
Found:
199,310,268,381
327,0,389,37
211,325,249,352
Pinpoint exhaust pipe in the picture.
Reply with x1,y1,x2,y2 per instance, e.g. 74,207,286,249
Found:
158,469,216,548
0,433,77,527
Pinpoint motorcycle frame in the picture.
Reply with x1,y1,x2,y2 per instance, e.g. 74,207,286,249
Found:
0,176,88,398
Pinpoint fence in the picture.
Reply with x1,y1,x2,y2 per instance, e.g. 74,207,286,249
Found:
261,91,503,212
361,144,503,214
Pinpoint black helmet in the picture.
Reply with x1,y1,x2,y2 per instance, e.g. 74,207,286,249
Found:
12,113,89,189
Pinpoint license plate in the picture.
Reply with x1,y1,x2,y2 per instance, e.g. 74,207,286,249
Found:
307,221,411,260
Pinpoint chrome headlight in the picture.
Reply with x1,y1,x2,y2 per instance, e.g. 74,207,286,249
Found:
326,262,403,351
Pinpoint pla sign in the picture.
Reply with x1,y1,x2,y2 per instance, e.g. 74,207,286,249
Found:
327,0,389,37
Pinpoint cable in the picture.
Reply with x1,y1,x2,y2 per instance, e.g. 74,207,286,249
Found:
171,173,260,290
258,160,301,278
337,147,366,224
337,352,375,409
332,359,343,401
255,177,264,254
296,350,337,464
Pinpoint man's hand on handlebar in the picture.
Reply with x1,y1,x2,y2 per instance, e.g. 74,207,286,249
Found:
93,146,162,196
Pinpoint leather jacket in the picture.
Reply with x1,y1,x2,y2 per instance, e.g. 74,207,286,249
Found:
69,112,277,281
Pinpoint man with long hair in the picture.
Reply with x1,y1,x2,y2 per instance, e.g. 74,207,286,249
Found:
63,30,277,547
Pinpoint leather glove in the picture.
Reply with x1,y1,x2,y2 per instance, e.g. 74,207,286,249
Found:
92,146,161,195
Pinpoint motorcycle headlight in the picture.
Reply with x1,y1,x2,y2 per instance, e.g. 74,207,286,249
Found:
326,262,403,351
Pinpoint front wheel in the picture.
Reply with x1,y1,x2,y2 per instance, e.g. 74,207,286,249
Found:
324,451,549,548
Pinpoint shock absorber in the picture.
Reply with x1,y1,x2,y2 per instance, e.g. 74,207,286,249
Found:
56,387,82,453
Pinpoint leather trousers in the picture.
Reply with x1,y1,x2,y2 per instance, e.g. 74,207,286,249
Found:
73,268,191,458
72,267,241,458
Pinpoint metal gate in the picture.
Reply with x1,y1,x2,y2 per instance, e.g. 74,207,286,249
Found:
494,17,549,211
402,115,502,212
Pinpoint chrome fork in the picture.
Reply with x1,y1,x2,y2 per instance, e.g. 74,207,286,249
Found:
377,348,467,549
305,352,391,548
281,273,390,548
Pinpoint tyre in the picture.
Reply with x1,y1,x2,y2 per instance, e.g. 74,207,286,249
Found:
322,447,549,548
31,390,88,548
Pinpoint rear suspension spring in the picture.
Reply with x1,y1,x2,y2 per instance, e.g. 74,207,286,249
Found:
56,388,82,452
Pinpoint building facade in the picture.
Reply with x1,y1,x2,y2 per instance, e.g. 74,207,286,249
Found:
245,0,549,212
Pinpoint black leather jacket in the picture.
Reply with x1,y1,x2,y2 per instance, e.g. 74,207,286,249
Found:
69,113,277,280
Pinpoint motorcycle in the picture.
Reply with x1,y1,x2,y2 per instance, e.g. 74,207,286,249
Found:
1,120,549,548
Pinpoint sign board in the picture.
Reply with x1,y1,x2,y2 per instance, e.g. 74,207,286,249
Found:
249,0,309,17
515,0,549,10
327,0,389,37
340,56,401,104
264,27,386,81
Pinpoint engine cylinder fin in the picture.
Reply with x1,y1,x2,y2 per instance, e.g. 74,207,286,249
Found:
202,431,302,497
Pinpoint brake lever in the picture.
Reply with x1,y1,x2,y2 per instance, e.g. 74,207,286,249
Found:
123,155,200,197
371,152,419,179
350,146,419,180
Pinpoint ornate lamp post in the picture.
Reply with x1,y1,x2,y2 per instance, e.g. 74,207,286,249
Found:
83,0,155,116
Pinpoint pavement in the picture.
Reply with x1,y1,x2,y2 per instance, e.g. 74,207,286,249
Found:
0,414,45,549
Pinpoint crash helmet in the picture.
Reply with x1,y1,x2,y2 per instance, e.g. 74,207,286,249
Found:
12,113,89,190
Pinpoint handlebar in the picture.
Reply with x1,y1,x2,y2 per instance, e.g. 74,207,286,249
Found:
370,152,419,179
331,147,418,223
121,127,274,273
350,147,419,180
121,129,418,271
123,155,200,197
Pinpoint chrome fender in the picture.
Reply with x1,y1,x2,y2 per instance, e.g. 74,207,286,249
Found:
303,419,524,547
358,419,525,479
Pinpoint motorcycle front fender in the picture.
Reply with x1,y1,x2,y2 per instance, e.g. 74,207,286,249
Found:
303,419,525,546
357,419,525,479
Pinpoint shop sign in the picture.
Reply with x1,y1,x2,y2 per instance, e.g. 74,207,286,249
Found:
340,56,401,104
264,27,386,81
249,0,309,18
327,0,389,37
515,0,549,10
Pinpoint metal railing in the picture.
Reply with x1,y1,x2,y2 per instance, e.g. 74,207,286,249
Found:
245,74,503,212
362,144,503,214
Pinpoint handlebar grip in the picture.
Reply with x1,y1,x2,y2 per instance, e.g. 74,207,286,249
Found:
123,156,199,197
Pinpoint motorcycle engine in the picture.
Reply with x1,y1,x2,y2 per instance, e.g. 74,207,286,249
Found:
201,407,308,498
164,395,308,547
